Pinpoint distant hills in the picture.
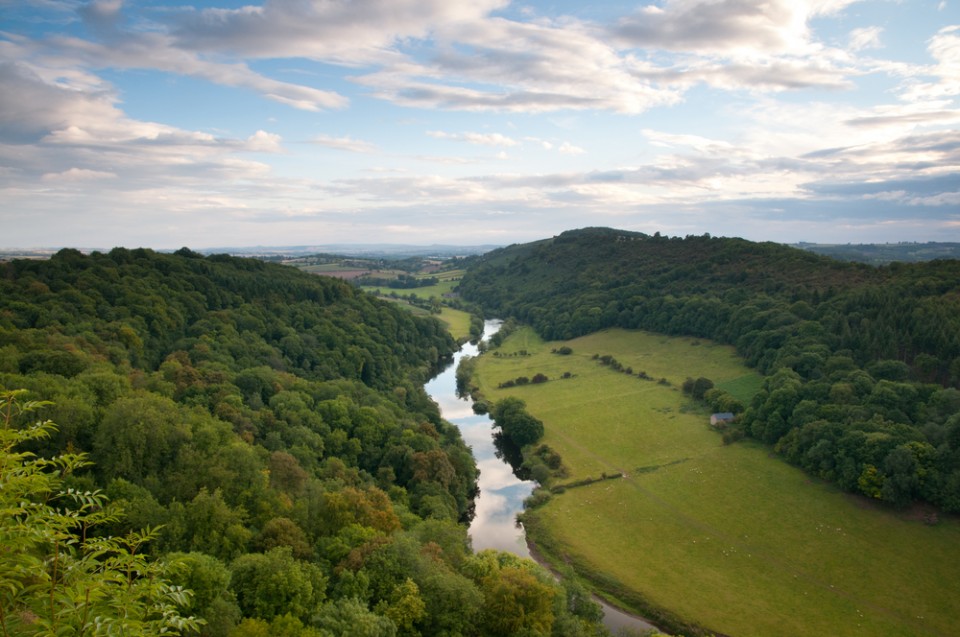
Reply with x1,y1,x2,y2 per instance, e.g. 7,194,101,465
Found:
0,243,500,260
5,240,960,263
792,241,960,264
200,243,503,259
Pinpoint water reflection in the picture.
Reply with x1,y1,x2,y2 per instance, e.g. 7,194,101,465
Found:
423,321,535,556
492,431,531,480
424,320,658,634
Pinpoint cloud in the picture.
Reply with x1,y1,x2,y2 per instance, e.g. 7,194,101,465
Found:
845,107,960,128
849,26,883,51
427,130,519,147
49,34,349,111
309,134,378,153
898,25,960,102
0,62,123,144
3,0,957,250
15,0,867,123
908,191,960,206
246,130,284,153
169,0,509,63
558,141,585,155
76,0,123,34
41,167,117,181
613,0,858,54
643,130,735,153
354,16,684,114
0,57,284,202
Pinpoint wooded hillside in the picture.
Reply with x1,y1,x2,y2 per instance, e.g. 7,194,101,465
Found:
0,248,607,637
459,228,960,512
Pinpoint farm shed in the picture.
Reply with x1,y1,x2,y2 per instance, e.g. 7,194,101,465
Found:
710,412,735,426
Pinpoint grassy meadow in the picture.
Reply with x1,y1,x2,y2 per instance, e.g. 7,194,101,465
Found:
360,269,471,341
436,306,472,342
362,268,465,300
362,279,459,298
474,328,960,637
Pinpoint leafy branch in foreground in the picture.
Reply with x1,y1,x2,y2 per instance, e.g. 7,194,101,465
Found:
0,389,202,637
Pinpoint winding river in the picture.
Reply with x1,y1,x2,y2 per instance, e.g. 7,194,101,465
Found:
424,320,658,635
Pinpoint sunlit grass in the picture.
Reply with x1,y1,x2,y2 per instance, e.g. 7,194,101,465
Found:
361,278,458,299
475,328,960,637
436,306,472,342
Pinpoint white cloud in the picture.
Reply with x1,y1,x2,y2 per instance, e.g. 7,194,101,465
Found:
355,16,684,114
310,134,378,153
246,130,283,153
849,26,883,51
427,130,519,146
644,130,735,153
898,25,960,102
862,190,907,201
0,57,283,200
41,167,117,181
50,35,348,111
845,105,960,128
14,0,868,123
613,0,859,55
170,0,509,63
908,192,960,205
2,0,957,248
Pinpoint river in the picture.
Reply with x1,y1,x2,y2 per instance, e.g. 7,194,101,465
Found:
424,320,659,635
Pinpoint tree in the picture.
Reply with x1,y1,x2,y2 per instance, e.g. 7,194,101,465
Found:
0,390,202,636
314,597,397,637
378,578,426,635
254,517,313,560
167,552,241,637
93,391,191,483
229,547,326,622
479,565,557,636
491,397,545,447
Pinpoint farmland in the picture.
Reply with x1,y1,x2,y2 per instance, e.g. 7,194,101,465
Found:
474,327,960,637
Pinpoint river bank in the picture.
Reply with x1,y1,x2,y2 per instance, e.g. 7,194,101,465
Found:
425,319,662,635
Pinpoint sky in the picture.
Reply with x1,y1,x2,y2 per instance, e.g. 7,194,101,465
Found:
1,0,959,250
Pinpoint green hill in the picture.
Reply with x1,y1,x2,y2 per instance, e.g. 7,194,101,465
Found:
0,248,608,637
459,228,960,511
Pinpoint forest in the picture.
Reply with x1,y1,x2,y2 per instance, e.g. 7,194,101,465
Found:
458,227,960,512
0,248,610,637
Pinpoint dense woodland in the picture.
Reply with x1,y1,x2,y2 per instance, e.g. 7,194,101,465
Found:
0,248,609,637
458,228,960,512
795,241,960,264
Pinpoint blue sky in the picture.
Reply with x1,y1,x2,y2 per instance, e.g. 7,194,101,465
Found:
1,0,958,249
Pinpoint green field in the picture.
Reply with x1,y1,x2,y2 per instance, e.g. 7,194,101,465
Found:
436,306,472,342
296,263,383,276
362,278,459,299
475,328,960,637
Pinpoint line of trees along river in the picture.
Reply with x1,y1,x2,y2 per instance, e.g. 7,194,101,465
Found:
425,320,659,635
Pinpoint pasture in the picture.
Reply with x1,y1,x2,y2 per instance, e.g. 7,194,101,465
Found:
362,278,459,299
436,306,472,342
474,328,960,637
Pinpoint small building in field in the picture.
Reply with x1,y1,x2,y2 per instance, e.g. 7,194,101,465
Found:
710,412,735,426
